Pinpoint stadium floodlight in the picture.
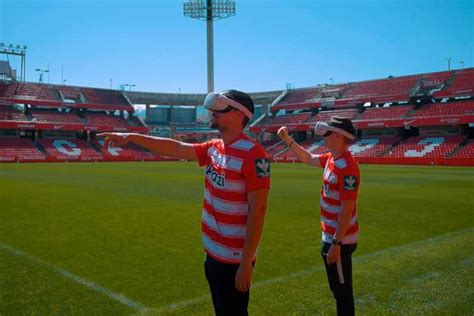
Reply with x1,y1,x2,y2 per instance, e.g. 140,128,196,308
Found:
184,0,236,93
35,68,49,83
119,83,136,91
0,42,27,82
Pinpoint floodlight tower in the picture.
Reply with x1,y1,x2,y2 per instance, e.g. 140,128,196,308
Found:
184,0,236,93
0,43,27,82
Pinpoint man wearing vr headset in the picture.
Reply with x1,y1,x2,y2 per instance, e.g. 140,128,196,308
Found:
278,117,360,316
98,89,270,316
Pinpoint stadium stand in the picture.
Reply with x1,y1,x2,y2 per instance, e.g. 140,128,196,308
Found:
264,140,288,157
349,137,400,157
433,68,474,98
308,109,359,123
38,139,103,161
383,136,465,158
0,82,133,110
0,106,28,121
256,112,311,127
84,112,131,127
452,139,474,158
0,138,45,161
277,88,321,105
356,105,412,121
413,101,474,118
81,87,130,106
93,139,156,160
30,109,83,124
1,68,472,165
341,75,420,101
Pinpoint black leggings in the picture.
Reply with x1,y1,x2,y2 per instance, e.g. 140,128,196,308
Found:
204,255,250,316
321,242,357,316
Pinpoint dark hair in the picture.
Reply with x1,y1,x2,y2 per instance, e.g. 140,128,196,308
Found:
329,116,356,143
222,89,254,127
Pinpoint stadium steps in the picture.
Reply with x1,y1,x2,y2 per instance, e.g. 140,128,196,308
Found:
77,112,89,124
121,92,134,106
8,83,21,97
89,140,104,154
307,140,324,153
405,108,417,117
274,146,290,157
378,139,402,157
266,140,286,152
250,113,267,128
409,81,422,97
134,116,147,127
303,112,319,123
33,141,49,157
444,72,459,89
342,85,355,96
48,88,62,101
447,137,468,157
435,72,459,96
351,111,362,120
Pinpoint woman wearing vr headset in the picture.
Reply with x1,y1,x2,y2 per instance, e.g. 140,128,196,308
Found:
278,117,360,316
99,89,270,316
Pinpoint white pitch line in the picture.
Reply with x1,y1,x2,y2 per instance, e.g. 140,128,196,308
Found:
0,243,147,311
145,227,473,314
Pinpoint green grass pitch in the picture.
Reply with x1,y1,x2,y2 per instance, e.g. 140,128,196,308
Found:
1,162,473,315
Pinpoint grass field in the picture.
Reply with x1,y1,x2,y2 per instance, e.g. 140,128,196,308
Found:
1,162,473,315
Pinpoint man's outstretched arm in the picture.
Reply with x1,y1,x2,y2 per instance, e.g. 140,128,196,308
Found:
277,126,322,168
97,133,198,160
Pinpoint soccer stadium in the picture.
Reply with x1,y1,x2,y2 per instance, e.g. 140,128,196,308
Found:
1,69,473,164
1,1,473,315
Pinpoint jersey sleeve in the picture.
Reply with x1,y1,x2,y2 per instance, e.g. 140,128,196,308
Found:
242,148,271,192
193,140,214,167
338,163,360,201
318,152,331,167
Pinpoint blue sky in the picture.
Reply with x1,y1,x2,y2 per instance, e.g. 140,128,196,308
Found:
1,0,473,94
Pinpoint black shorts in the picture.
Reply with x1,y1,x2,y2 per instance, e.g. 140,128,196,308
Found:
204,254,250,316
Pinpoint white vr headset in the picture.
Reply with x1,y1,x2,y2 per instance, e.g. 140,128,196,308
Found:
314,121,356,140
204,92,253,120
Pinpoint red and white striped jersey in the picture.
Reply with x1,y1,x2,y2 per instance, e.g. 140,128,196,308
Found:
194,134,271,264
319,151,360,244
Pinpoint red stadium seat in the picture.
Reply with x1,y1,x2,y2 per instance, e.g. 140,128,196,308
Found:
93,139,155,160
341,76,420,101
38,139,103,161
0,106,28,121
383,136,465,158
355,105,412,121
308,109,358,123
413,101,474,118
349,137,400,157
433,69,474,98
451,139,474,158
84,112,132,127
256,112,311,127
30,109,83,124
0,138,46,161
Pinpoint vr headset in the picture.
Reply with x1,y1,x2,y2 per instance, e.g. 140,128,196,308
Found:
204,92,253,120
314,121,356,140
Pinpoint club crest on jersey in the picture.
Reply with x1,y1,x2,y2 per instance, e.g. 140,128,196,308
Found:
255,158,270,178
344,176,357,191
323,184,330,196
206,164,225,187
